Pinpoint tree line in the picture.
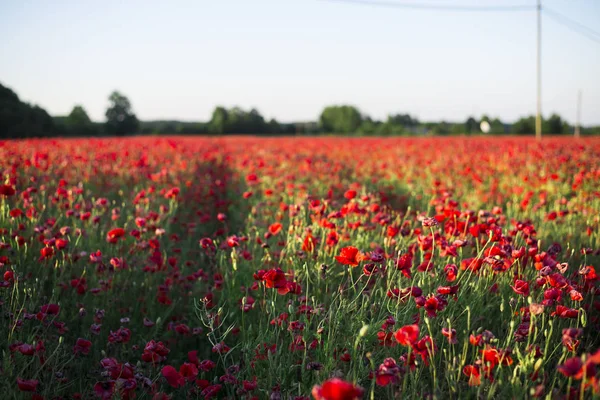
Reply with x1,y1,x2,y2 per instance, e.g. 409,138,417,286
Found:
1,82,598,138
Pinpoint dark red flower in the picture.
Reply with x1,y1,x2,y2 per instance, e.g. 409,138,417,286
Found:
302,233,316,253
394,324,419,346
552,305,578,319
441,327,457,344
0,184,16,197
557,356,583,378
344,190,357,200
73,338,92,355
462,365,481,386
335,246,361,267
40,246,54,259
179,362,198,381
199,359,216,372
263,268,288,293
17,377,39,392
312,378,364,400
162,365,185,388
212,341,230,354
395,253,413,278
141,340,170,364
106,228,126,243
94,381,115,399
376,358,402,386
511,279,530,296
268,223,283,235
424,296,440,317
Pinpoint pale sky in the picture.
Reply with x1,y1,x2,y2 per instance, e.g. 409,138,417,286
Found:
1,0,599,125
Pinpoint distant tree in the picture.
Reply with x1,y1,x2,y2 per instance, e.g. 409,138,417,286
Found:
62,105,100,136
0,82,56,138
387,113,419,128
208,106,270,134
69,105,91,125
490,118,505,134
480,115,505,134
464,116,479,135
377,122,406,136
105,91,139,136
512,116,536,134
449,123,463,135
268,118,281,134
209,106,228,134
358,117,381,136
582,125,600,135
319,105,363,134
431,121,451,135
243,108,268,134
544,113,569,134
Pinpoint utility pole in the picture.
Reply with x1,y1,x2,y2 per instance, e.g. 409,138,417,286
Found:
575,90,582,138
536,0,542,140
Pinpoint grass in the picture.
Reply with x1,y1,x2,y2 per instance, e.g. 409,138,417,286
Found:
0,135,599,399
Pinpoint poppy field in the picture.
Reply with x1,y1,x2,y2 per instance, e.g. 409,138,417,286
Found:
1,136,599,400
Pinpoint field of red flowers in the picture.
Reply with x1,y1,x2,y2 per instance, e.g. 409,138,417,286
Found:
1,136,599,399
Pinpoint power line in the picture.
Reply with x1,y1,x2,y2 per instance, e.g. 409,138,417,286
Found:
543,7,600,45
544,7,600,39
322,0,535,12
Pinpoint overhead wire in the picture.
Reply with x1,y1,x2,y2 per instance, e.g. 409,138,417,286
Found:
323,0,600,45
543,6,600,45
321,0,536,12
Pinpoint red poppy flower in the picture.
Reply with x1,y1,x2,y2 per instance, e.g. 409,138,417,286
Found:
469,334,483,347
511,279,530,296
394,324,419,346
17,377,39,392
268,223,283,235
444,264,458,282
142,340,170,364
424,296,440,317
226,236,239,247
198,359,216,372
395,253,413,278
16,343,34,356
569,289,583,302
106,228,125,243
335,246,361,267
211,341,230,354
376,358,402,386
4,270,14,282
94,381,115,399
312,378,364,400
462,365,481,386
482,347,499,367
441,328,457,344
201,384,222,399
557,356,583,377
73,338,92,355
386,225,399,238
302,233,316,253
40,303,60,315
162,365,185,388
529,303,545,315
552,305,578,319
344,190,357,200
40,246,54,259
0,184,16,197
326,230,339,247
55,238,69,250
179,362,199,381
